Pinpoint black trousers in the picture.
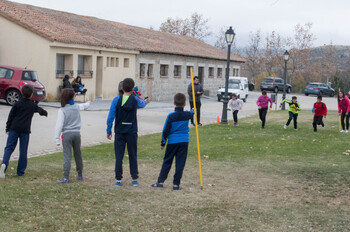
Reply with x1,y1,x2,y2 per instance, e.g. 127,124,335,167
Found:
157,142,188,186
313,116,324,131
286,111,298,129
232,110,239,123
114,133,138,180
341,113,350,130
258,108,268,128
190,101,201,124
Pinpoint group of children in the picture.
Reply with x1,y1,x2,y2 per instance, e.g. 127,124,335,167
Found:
0,79,347,190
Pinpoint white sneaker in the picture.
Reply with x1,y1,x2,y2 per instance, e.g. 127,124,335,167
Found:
283,125,287,129
0,164,6,179
340,130,345,133
346,130,349,133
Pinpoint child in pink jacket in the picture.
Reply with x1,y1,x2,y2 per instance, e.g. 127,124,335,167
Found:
338,90,350,133
256,91,273,129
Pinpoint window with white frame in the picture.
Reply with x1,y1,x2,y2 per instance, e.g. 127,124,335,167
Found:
160,64,169,77
208,67,214,78
174,65,182,77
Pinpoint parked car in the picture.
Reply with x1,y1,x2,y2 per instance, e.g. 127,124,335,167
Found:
260,77,292,93
0,65,46,105
304,83,334,97
217,76,249,102
248,81,255,91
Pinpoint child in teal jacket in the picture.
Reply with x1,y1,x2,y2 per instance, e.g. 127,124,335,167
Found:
280,96,301,130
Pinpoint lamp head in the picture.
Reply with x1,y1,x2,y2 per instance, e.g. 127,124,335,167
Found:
284,50,290,61
225,26,235,45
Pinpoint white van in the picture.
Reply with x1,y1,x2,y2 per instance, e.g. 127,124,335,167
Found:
217,77,249,102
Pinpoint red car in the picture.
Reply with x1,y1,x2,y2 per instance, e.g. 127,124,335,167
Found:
0,65,46,105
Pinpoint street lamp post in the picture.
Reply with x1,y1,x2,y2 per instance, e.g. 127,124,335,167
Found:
281,50,290,110
221,26,235,124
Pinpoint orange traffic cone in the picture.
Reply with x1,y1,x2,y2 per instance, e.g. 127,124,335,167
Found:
216,116,220,125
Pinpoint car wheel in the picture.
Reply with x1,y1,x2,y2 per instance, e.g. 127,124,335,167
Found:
305,93,309,96
287,87,291,94
330,92,335,97
5,89,21,106
274,87,278,93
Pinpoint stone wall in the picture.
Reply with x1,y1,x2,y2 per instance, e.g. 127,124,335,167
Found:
135,53,243,101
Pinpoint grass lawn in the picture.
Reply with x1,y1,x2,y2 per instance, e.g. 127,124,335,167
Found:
0,111,350,231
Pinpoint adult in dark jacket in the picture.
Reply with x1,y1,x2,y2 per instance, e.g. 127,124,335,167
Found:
63,75,72,89
187,76,204,126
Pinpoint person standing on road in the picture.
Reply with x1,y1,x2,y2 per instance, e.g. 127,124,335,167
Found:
337,90,350,133
187,76,203,126
256,91,273,129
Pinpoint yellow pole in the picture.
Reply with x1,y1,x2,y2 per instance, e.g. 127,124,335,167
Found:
190,67,203,189
339,88,341,132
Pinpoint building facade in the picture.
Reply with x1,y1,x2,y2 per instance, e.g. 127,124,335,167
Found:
136,53,242,101
0,0,245,101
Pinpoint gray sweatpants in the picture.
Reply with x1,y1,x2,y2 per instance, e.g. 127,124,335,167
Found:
62,132,83,179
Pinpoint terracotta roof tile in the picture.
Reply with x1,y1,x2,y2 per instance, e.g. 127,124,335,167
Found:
0,0,245,62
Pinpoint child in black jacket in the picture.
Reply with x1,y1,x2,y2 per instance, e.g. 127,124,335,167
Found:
0,85,48,179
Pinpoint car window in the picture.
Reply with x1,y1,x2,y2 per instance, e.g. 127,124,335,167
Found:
275,79,282,83
0,68,14,79
22,71,38,81
262,78,273,83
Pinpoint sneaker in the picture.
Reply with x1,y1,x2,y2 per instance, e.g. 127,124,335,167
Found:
340,130,345,133
0,164,6,179
151,182,164,188
77,175,84,181
191,123,195,127
198,123,203,127
284,125,287,129
294,128,298,131
115,180,122,187
346,130,349,133
132,179,139,187
173,185,180,190
234,123,239,126
56,177,69,184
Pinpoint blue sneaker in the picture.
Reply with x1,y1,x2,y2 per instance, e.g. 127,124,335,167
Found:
77,175,83,181
115,180,122,187
57,177,69,184
132,179,139,187
173,185,180,190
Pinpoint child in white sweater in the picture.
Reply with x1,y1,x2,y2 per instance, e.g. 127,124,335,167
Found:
228,94,244,126
55,89,90,183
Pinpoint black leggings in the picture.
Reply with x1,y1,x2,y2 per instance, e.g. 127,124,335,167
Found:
232,110,239,123
286,111,298,129
258,108,268,128
341,113,350,130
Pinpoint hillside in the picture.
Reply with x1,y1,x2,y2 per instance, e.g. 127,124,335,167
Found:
310,45,350,70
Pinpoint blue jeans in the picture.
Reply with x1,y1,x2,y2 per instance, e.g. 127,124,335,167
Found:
2,131,30,176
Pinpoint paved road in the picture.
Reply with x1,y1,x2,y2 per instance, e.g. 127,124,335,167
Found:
0,92,338,161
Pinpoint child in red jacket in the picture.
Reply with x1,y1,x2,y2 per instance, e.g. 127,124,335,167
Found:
337,90,350,133
312,96,327,132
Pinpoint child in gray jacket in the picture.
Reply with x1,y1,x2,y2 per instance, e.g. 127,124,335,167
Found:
55,89,90,183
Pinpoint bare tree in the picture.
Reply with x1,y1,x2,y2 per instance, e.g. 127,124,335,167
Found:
242,30,263,80
159,13,211,41
214,26,237,52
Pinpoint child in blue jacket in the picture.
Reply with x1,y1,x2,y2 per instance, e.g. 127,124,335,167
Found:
151,93,194,190
106,78,150,187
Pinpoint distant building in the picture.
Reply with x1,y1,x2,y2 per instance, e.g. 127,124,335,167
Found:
0,0,245,101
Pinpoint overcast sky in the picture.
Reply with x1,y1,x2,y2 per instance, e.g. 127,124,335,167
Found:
10,0,350,48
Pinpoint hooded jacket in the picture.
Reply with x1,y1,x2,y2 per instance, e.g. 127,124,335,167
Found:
338,96,350,114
